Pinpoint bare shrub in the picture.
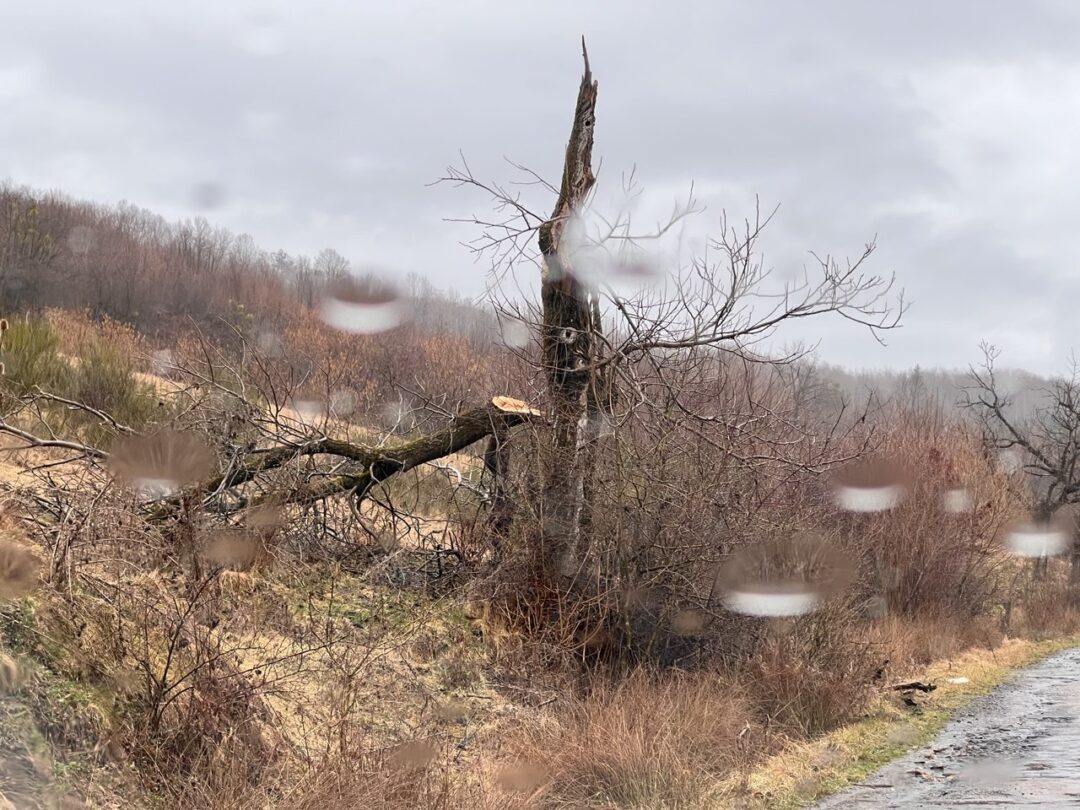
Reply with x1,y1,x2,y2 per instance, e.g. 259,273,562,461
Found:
741,603,879,736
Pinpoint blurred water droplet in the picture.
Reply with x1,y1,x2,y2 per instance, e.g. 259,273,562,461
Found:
1004,518,1069,557
957,757,1023,786
66,226,94,256
623,586,656,610
812,746,846,769
190,182,226,211
946,676,969,684
0,540,40,601
204,529,258,571
670,608,706,635
128,478,179,499
719,533,852,617
328,389,357,417
377,530,401,553
724,587,820,617
255,329,285,358
379,398,416,431
579,412,615,441
499,317,531,349
832,460,907,512
319,277,410,334
885,725,919,746
246,502,283,533
865,594,889,619
560,211,664,293
389,739,436,771
150,349,180,379
496,761,551,793
291,397,327,424
238,15,285,57
943,487,973,514
434,700,468,722
0,651,20,691
998,449,1023,473
109,431,213,500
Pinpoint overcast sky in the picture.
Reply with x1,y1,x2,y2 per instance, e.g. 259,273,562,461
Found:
2,1,1079,374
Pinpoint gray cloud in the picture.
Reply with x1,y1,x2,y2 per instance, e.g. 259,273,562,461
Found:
3,0,1079,373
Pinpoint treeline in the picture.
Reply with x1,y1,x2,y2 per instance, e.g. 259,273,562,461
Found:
0,184,494,346
1,183,1056,426
813,362,1052,420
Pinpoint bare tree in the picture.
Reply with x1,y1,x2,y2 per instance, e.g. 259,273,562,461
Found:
965,342,1080,585
442,42,905,606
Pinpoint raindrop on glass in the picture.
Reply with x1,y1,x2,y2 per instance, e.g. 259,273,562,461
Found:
671,608,706,636
190,182,226,211
388,739,436,771
0,650,20,690
499,317,531,349
66,226,94,256
319,277,410,334
109,431,213,500
724,587,820,617
957,757,1023,787
495,761,551,793
864,594,888,619
203,529,259,571
255,329,285,358
942,487,973,514
998,449,1023,473
718,533,853,618
238,14,285,57
831,460,907,512
1003,517,1069,558
434,700,469,722
246,502,284,533
559,210,663,293
0,540,41,601
578,412,615,441
291,396,327,424
151,348,180,380
328,389,357,417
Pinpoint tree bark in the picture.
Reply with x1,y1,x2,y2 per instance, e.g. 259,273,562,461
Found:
145,398,540,518
536,41,600,580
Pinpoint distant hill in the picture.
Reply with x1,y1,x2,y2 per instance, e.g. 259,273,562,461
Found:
0,183,495,345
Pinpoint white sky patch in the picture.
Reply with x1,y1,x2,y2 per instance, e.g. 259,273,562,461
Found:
3,0,1080,373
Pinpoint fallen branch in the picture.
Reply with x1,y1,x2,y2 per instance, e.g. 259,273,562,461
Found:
888,680,936,693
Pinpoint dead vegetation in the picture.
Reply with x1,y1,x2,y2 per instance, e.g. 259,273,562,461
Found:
1,50,1079,810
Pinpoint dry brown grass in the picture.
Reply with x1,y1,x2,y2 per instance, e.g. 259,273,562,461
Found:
5,313,1080,810
489,669,754,809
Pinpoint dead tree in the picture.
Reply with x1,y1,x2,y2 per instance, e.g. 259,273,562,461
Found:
534,44,601,579
444,43,904,607
965,343,1080,587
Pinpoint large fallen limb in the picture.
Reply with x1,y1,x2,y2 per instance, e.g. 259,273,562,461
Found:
164,397,542,516
2,396,541,517
251,398,541,508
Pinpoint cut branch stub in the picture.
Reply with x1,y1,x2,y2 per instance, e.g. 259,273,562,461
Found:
492,396,542,417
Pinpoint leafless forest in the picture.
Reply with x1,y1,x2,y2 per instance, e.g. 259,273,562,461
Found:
3,52,1080,810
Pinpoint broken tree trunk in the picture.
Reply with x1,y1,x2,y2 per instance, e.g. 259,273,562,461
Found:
143,397,542,518
536,41,600,580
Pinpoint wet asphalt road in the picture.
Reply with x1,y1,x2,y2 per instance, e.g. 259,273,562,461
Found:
814,646,1080,809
